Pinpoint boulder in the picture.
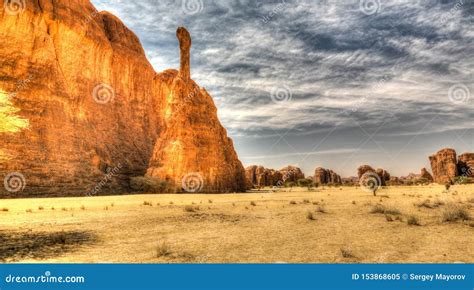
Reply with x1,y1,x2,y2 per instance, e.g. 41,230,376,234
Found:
429,148,458,184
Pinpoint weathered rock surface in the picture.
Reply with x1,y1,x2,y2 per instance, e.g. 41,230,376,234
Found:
279,166,305,183
244,165,283,187
420,168,434,182
0,1,246,195
313,167,342,185
375,168,390,186
429,148,458,184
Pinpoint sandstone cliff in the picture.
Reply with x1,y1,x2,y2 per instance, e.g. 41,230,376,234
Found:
0,1,246,195
429,148,458,184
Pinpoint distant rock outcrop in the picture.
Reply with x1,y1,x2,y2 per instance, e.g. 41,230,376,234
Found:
357,165,390,186
313,167,342,185
279,166,305,183
429,148,458,184
420,168,434,182
457,153,474,177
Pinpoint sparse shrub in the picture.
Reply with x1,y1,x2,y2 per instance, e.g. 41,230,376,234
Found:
208,200,213,204
169,201,174,205
38,206,44,210
445,183,451,191
370,204,401,215
1,208,9,212
454,176,468,185
232,203,236,207
407,215,421,226
110,203,114,207
61,207,67,211
352,201,356,205
385,214,394,222
51,207,55,210
104,206,109,210
340,247,355,258
130,176,171,193
316,205,327,213
306,211,315,220
297,178,314,190
289,200,297,205
302,199,310,204
441,204,471,222
469,222,474,228
156,242,172,258
80,205,86,210
143,201,153,206
467,198,474,204
26,209,33,213
312,201,319,205
250,201,257,206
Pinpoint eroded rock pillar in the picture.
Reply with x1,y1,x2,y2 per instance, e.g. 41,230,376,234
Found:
177,27,191,81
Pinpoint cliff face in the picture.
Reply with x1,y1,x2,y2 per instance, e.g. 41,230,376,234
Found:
0,0,246,195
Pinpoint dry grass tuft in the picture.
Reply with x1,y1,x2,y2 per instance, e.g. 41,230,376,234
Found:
143,201,153,206
208,200,213,204
1,208,9,212
250,201,257,206
306,211,315,220
26,209,33,213
289,200,297,205
441,204,471,222
38,206,44,210
80,205,86,210
406,214,421,226
303,199,310,204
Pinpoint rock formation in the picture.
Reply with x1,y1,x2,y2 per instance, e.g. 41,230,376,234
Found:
143,27,246,193
375,168,390,186
420,168,434,182
245,165,283,188
457,153,474,177
313,167,342,185
279,166,305,183
429,148,458,184
357,165,390,186
0,1,246,195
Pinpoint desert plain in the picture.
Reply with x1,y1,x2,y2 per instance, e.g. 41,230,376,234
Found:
1,184,473,264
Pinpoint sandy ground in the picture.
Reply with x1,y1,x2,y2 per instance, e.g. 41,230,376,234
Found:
1,185,473,263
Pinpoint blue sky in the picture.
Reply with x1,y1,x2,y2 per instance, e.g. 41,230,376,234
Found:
91,0,473,177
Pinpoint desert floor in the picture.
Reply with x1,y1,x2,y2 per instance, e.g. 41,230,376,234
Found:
1,185,473,263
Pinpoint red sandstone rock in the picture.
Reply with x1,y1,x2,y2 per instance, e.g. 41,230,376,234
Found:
0,2,246,195
429,148,458,184
313,167,341,185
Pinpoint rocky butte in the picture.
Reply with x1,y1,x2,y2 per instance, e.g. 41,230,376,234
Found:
0,0,246,195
